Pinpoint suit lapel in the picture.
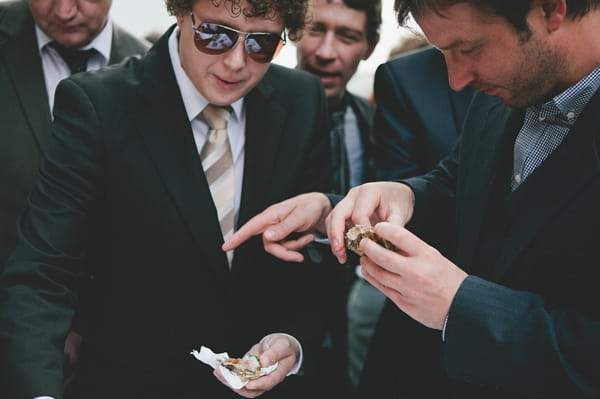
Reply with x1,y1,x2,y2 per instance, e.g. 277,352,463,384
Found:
456,98,514,272
108,25,127,64
108,24,147,65
0,1,51,152
237,71,286,226
489,92,600,281
132,30,229,277
425,72,467,152
449,86,475,132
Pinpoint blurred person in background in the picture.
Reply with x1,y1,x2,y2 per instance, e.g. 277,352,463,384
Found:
0,0,149,390
295,0,380,394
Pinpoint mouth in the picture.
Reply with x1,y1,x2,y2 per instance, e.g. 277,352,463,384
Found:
471,83,498,96
215,75,242,89
54,23,82,33
305,66,341,86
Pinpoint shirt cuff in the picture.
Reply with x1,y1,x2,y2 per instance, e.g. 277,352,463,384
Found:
260,333,303,375
441,313,449,342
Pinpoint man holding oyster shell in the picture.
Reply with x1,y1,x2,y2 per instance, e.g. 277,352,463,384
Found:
225,0,600,397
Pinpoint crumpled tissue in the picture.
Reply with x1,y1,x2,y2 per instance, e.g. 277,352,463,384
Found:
191,345,278,389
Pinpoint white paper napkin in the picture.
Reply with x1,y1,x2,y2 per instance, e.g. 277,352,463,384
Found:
191,346,278,389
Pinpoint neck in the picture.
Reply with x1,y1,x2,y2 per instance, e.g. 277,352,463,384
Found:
327,91,347,112
556,10,600,87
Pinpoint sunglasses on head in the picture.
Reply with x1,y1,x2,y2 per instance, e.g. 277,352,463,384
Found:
190,13,286,63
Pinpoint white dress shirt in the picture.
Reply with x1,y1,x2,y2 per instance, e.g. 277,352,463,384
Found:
168,27,247,226
36,19,113,114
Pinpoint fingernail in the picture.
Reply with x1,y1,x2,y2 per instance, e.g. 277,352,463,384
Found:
265,229,275,240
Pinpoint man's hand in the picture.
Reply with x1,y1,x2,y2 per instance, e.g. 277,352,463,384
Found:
223,192,332,262
359,222,468,330
213,334,300,398
63,330,83,391
326,182,415,264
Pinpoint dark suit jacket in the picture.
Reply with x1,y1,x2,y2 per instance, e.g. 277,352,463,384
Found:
0,0,149,267
0,27,332,399
359,91,600,398
372,47,475,180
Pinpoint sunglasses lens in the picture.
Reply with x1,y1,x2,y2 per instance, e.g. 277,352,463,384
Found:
192,19,284,63
245,34,284,63
194,23,238,54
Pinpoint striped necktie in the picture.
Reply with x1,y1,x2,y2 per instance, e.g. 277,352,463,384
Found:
200,105,234,266
330,110,349,194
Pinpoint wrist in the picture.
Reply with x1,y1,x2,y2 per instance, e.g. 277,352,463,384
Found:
314,193,332,234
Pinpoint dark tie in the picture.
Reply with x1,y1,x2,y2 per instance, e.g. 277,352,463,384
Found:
330,110,349,195
50,42,97,74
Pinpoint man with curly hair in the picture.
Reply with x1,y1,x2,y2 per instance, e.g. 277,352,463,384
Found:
0,0,333,398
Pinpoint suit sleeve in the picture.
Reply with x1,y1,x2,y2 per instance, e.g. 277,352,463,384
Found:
445,276,600,395
0,78,104,398
397,137,459,257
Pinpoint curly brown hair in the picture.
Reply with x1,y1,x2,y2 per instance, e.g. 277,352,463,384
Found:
165,0,310,41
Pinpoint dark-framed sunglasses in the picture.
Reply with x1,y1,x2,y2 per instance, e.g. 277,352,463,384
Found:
190,13,286,63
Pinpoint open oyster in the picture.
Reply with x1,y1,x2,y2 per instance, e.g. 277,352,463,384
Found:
345,225,398,256
221,354,262,383
191,346,279,390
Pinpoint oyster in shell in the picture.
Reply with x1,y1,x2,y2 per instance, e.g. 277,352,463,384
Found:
221,353,262,383
345,225,398,256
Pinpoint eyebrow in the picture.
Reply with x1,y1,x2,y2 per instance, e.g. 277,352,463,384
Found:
337,26,365,37
437,38,483,52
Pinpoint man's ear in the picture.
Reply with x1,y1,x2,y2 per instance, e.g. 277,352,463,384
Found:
362,44,376,61
540,0,567,32
175,13,186,29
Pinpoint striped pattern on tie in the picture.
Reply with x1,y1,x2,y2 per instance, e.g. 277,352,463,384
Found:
200,105,234,265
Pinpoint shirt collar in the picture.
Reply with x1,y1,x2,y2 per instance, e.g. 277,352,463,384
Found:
35,19,113,63
531,65,600,124
168,27,243,122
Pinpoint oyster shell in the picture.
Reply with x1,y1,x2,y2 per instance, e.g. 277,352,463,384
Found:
345,225,398,256
221,353,262,382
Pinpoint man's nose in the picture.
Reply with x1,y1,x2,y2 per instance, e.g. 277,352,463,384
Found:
445,53,475,92
314,32,337,61
53,0,78,21
223,36,248,71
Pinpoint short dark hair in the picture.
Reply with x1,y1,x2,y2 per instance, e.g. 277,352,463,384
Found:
394,0,600,36
342,0,382,45
165,0,311,41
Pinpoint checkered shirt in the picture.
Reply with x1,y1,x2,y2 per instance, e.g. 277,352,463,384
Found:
512,66,600,191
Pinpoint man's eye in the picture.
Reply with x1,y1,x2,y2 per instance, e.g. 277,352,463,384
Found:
460,45,481,56
308,24,325,34
340,34,361,44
